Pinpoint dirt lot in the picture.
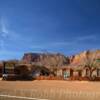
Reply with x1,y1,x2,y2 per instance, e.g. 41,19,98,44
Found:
0,80,100,100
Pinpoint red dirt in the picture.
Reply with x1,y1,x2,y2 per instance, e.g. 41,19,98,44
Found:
0,80,100,92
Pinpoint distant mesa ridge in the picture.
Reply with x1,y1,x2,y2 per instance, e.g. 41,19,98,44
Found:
0,49,100,80
0,50,100,69
22,50,100,68
22,52,69,68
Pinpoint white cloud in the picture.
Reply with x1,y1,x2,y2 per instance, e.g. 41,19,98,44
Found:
76,35,97,41
0,16,22,39
0,17,9,50
30,34,99,50
0,17,9,38
51,41,72,46
30,41,73,50
0,40,5,50
50,35,98,48
0,17,21,51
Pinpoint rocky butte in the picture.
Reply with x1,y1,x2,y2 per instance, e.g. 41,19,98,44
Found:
70,50,100,65
22,53,70,68
22,50,100,69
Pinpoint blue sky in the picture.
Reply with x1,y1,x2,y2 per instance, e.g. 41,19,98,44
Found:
0,0,100,60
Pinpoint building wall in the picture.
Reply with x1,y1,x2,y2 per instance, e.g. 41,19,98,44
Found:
92,70,97,77
56,69,63,77
82,69,87,77
73,71,79,77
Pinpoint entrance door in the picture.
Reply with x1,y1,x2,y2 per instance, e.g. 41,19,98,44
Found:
63,71,70,79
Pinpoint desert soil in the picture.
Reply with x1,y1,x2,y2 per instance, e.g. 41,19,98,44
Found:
0,80,100,100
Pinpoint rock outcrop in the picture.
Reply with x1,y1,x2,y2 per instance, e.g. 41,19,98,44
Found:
22,50,100,69
22,53,70,68
0,49,100,79
69,50,100,65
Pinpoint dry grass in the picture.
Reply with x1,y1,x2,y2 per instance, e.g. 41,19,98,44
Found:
0,80,100,100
